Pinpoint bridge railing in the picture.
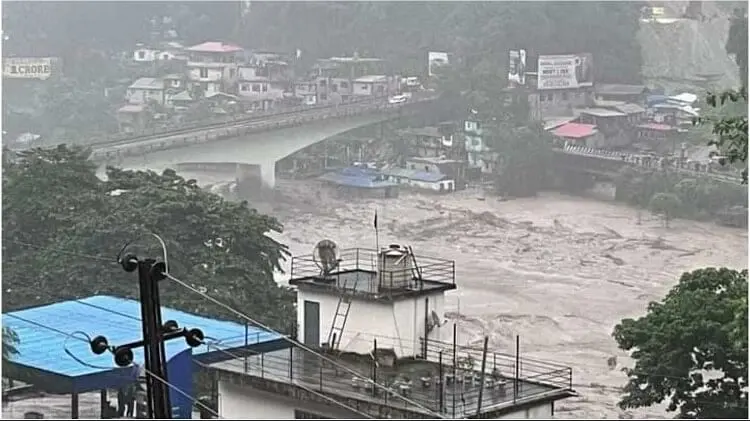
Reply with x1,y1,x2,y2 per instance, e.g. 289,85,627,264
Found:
84,94,392,148
88,94,438,162
559,142,744,184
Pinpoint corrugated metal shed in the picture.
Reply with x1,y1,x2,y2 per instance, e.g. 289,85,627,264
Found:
319,167,398,189
579,108,627,118
381,168,447,183
614,103,647,114
2,296,282,380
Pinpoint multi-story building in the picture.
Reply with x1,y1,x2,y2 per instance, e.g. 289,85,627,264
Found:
185,41,243,98
237,65,286,110
205,244,576,419
125,77,166,105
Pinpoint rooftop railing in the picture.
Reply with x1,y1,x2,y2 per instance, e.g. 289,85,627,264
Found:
289,248,456,296
209,332,573,418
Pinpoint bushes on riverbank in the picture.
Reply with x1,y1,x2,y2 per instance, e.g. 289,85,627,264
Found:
614,167,748,228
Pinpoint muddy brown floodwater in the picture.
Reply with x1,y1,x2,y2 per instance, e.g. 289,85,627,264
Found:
271,180,748,419
4,179,745,419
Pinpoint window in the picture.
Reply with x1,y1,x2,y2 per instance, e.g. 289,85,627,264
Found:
424,165,430,172
331,84,338,93
137,51,145,59
360,84,368,91
561,92,569,100
377,85,385,93
240,84,249,92
262,84,268,92
294,410,330,419
199,68,209,78
229,68,236,78
340,81,349,89
252,84,261,92
320,93,328,101
320,79,327,87
546,93,553,101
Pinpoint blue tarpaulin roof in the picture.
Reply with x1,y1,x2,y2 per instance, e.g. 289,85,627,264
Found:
2,295,285,392
381,168,447,183
319,167,398,189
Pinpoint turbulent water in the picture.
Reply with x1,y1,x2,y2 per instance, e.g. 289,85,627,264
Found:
271,180,748,419
4,180,746,419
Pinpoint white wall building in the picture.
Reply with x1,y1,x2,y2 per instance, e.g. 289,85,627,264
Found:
237,65,286,109
185,41,243,97
125,77,165,105
206,244,577,419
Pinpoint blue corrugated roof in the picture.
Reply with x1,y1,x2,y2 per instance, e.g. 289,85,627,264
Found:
2,295,282,378
381,168,447,183
319,167,398,189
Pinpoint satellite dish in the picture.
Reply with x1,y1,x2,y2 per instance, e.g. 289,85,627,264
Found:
313,239,340,277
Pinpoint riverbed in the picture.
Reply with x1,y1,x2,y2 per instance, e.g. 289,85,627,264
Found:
270,180,748,419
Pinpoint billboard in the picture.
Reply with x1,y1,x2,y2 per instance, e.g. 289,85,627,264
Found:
508,49,527,86
537,53,594,90
427,51,450,77
3,57,56,80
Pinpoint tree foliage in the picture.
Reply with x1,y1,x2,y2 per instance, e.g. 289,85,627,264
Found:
2,327,19,362
648,192,682,227
614,168,747,227
491,124,554,197
2,146,295,332
612,268,748,419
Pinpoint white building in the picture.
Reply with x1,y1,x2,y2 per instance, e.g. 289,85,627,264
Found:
185,41,243,98
206,244,577,419
352,75,393,97
133,46,160,63
125,77,165,105
237,65,286,110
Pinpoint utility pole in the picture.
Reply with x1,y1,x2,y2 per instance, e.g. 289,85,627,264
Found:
89,253,205,419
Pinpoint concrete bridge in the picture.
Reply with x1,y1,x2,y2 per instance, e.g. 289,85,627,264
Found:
554,143,744,185
90,94,438,187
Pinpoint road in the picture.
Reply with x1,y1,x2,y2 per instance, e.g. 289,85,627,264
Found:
89,94,438,163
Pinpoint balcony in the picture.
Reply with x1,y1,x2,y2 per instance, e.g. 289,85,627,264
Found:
289,248,456,301
208,333,575,419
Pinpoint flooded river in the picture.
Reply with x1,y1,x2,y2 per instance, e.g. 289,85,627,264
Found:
271,180,748,419
4,179,745,419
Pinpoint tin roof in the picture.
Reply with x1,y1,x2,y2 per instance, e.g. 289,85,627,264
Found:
128,77,163,90
186,42,243,53
2,295,282,379
552,123,598,139
381,168,448,183
579,108,627,118
614,103,647,114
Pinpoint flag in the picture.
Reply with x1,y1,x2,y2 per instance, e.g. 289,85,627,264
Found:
374,210,378,230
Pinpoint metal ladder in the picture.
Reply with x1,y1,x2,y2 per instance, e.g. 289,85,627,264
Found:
326,279,358,350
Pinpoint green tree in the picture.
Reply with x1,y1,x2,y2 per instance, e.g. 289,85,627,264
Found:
648,192,682,227
612,268,748,419
492,124,553,197
2,327,19,362
2,146,295,331
697,11,748,182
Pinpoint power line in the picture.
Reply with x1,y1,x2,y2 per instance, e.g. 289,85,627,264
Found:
3,314,221,418
163,272,448,419
195,341,374,419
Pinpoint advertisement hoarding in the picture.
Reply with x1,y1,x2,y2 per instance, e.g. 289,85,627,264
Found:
427,51,450,77
537,53,593,90
508,49,527,86
3,57,56,80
